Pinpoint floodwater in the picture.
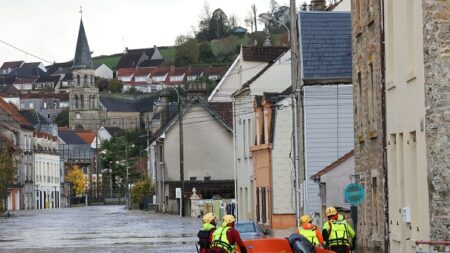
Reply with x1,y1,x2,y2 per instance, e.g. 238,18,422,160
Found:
0,205,201,253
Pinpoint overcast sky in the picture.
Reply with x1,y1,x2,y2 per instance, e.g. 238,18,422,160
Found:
0,0,302,65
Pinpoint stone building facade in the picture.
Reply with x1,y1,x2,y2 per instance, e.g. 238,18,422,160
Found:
351,0,387,252
422,0,450,248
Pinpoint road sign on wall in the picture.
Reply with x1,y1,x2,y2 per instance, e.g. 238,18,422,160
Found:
344,183,365,206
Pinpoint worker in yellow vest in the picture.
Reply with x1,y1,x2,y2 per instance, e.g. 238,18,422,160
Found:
297,215,324,246
322,207,356,253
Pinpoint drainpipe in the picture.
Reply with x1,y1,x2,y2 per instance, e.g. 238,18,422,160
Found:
232,97,238,221
380,0,389,252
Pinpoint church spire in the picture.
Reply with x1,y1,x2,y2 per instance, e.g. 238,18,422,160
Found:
72,16,94,69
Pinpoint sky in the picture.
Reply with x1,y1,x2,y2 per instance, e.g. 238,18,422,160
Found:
0,0,300,65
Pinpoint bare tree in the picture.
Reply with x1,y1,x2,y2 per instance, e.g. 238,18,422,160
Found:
244,12,255,33
251,4,258,32
270,0,280,14
229,13,239,28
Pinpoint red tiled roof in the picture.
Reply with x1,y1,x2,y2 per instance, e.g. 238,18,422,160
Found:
34,131,58,141
134,68,153,77
151,67,170,76
75,131,95,144
169,67,188,76
0,98,32,127
311,150,354,180
117,68,135,77
208,102,233,128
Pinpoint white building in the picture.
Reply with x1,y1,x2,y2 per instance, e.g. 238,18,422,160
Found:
33,132,61,209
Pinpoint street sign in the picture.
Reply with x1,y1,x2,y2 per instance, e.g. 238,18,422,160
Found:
344,183,365,206
175,187,181,199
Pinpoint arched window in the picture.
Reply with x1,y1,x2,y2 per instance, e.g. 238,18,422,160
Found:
83,75,88,85
77,75,80,85
91,76,94,85
74,95,79,108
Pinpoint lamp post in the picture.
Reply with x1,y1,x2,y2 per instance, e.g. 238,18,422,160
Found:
258,13,291,42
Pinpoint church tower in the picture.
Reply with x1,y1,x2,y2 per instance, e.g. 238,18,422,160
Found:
69,17,101,131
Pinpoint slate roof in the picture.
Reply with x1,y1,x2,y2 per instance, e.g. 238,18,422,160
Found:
299,11,352,82
208,102,233,128
58,128,87,145
0,76,16,85
8,62,47,78
99,94,158,112
126,47,156,58
116,52,143,69
35,75,61,84
0,83,19,95
139,58,165,68
72,19,94,69
46,61,72,75
103,127,122,137
19,110,51,125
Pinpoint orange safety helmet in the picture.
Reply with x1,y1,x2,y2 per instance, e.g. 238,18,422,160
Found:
325,206,338,217
202,212,216,224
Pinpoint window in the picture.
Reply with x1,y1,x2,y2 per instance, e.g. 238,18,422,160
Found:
243,119,247,157
77,75,80,85
357,72,363,129
368,63,375,125
43,102,47,109
80,95,84,109
83,74,88,84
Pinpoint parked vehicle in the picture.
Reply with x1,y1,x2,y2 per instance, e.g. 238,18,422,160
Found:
234,220,272,240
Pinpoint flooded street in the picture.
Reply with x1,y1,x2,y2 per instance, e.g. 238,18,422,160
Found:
0,205,200,253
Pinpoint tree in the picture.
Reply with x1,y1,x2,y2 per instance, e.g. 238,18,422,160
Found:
244,12,255,33
65,165,86,196
109,79,123,93
0,147,17,211
195,1,212,41
199,42,215,63
251,4,258,32
229,14,238,28
174,35,199,66
208,8,231,40
54,108,69,127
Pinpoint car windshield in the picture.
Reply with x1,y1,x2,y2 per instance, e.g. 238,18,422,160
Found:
236,223,256,233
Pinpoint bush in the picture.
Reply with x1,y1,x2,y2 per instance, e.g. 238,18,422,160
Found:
130,177,153,209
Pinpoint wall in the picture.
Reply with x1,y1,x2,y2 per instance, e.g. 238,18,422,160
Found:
352,0,387,251
385,0,430,252
422,0,450,247
303,85,354,217
271,97,296,229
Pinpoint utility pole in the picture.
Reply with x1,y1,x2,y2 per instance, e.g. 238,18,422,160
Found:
290,0,305,227
178,89,185,217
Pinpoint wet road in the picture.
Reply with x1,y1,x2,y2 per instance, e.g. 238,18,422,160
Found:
0,205,201,253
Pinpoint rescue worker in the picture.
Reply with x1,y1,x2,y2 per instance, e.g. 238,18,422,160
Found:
198,212,217,253
322,207,356,253
297,215,324,246
210,214,247,253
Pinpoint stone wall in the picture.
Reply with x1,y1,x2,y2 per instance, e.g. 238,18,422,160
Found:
351,0,387,252
422,0,450,244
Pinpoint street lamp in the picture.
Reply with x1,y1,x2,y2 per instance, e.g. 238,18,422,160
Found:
258,13,291,42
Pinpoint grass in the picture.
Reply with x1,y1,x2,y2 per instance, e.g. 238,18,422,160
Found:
93,54,122,70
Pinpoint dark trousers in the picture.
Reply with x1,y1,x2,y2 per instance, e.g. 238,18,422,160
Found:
329,245,350,253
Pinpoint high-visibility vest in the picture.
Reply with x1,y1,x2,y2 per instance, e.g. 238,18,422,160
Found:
323,220,353,247
211,226,235,253
298,226,321,245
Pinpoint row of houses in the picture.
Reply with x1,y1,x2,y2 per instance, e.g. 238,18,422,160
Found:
147,1,449,252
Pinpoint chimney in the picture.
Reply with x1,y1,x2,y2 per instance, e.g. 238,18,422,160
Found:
310,0,326,11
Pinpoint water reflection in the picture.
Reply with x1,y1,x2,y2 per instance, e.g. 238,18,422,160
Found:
0,206,200,253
